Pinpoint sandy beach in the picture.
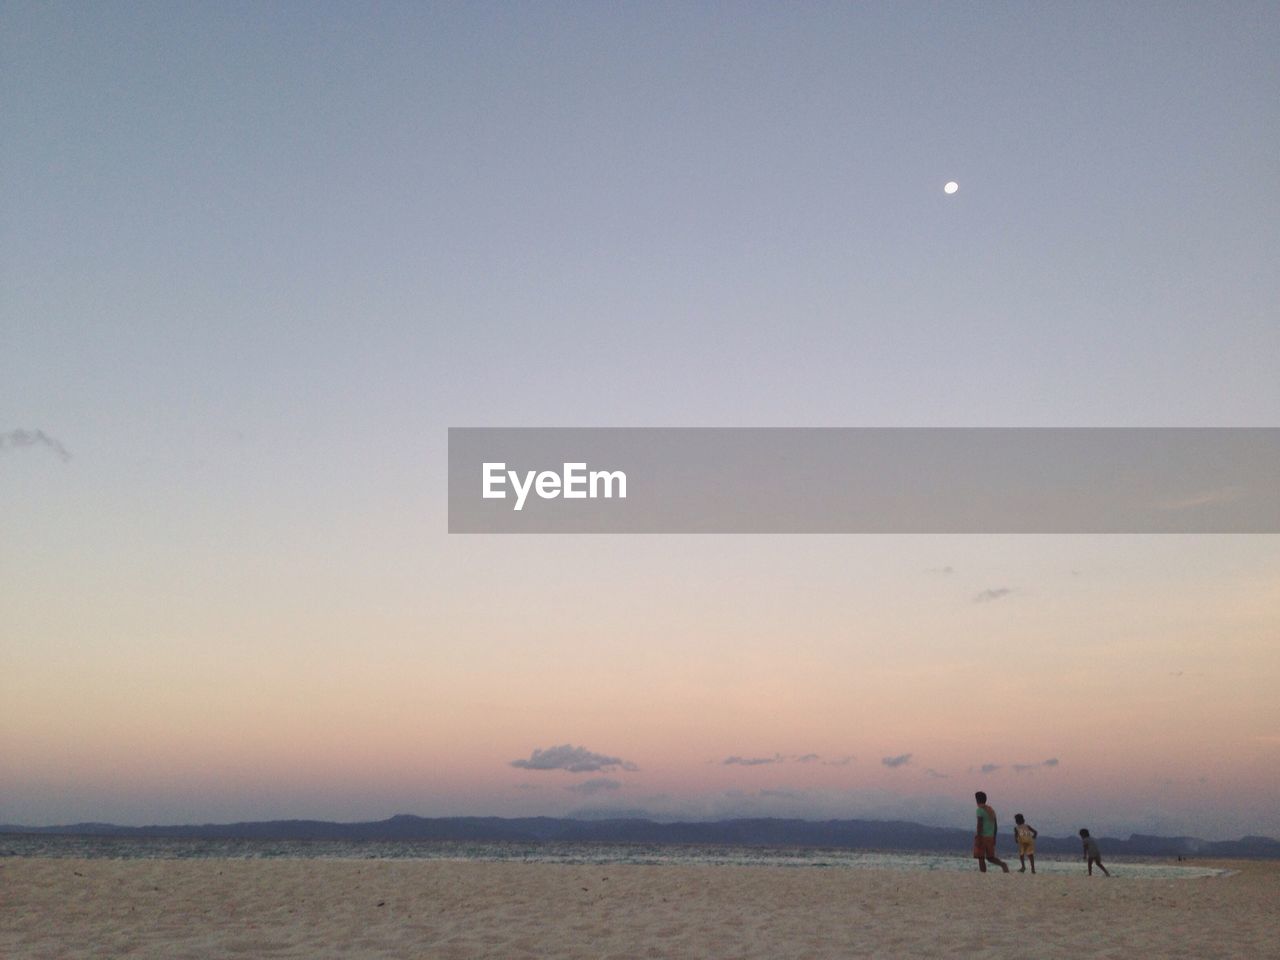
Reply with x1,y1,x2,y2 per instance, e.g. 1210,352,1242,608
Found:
3,857,1277,959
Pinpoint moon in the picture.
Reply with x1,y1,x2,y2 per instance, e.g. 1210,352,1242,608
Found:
944,181,959,194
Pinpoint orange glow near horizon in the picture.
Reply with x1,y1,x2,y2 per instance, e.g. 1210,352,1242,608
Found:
4,533,1277,836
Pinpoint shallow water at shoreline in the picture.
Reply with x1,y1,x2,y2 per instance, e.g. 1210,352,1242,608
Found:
0,834,1230,878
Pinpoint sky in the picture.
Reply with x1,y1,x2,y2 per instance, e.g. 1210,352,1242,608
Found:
2,1,1278,839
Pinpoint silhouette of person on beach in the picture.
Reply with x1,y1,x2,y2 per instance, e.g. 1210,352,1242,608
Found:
1079,828,1111,876
1013,813,1038,873
973,791,1010,873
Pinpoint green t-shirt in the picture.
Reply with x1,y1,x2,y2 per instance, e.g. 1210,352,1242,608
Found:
976,804,996,837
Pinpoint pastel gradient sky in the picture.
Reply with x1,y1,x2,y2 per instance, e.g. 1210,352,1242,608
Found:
3,2,1278,838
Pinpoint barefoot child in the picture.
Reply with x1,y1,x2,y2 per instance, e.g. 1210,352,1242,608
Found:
1079,828,1111,876
1013,813,1038,873
973,791,1010,873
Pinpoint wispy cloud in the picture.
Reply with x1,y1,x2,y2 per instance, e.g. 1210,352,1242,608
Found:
822,755,856,766
927,565,955,575
881,753,913,769
1,429,71,462
511,744,638,773
566,777,622,795
1008,757,1059,773
924,768,949,779
721,752,832,766
975,757,1060,775
1154,487,1245,511
758,789,808,800
973,588,1012,603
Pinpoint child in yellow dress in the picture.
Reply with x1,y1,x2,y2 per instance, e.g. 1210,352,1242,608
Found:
1013,813,1038,873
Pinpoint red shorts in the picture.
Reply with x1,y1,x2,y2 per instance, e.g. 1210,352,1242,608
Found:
973,836,997,859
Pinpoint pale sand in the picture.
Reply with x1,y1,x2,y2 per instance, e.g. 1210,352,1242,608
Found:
3,858,1278,959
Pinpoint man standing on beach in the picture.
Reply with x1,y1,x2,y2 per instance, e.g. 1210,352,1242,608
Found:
973,791,1010,873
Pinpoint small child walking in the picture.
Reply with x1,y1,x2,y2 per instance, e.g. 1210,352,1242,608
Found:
1013,814,1038,873
1079,828,1111,876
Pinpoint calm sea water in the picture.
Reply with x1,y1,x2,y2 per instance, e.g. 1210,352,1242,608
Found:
0,835,1229,879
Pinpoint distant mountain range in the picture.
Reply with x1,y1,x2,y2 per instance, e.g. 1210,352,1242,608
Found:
3,815,1278,859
